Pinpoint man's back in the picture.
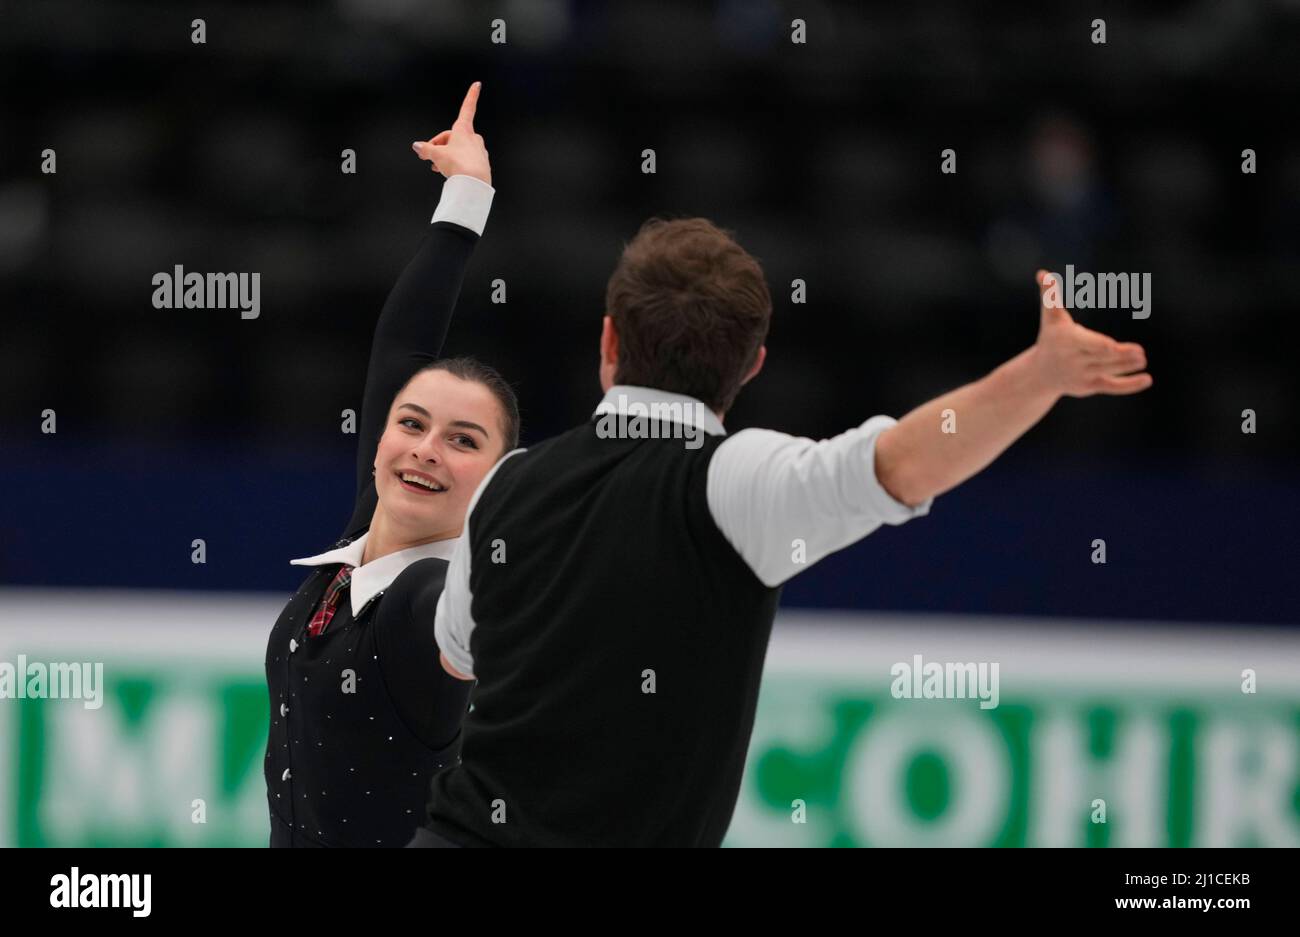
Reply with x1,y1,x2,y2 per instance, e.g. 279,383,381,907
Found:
423,414,781,847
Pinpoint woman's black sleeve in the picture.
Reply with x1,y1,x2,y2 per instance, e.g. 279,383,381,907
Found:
354,221,480,504
378,559,475,751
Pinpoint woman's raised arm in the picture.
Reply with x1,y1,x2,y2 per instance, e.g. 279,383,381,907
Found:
353,82,494,504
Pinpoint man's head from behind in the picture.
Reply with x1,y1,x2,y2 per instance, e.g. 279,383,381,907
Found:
600,217,771,416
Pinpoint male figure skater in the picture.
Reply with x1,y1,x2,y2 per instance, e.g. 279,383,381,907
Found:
410,217,1150,847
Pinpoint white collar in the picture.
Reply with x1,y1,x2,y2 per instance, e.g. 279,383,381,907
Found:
592,385,726,437
289,531,457,617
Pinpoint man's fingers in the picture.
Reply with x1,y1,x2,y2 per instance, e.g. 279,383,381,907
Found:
1037,270,1072,325
1082,335,1147,369
1058,327,1108,361
1086,355,1147,376
1037,270,1055,304
1106,345,1147,370
1087,340,1144,361
1071,324,1132,356
1037,269,1063,299
454,81,481,130
1095,372,1153,395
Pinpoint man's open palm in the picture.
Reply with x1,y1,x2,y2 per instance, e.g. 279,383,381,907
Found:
1033,269,1152,398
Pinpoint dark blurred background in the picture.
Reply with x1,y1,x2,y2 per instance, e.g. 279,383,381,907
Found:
1,0,1297,623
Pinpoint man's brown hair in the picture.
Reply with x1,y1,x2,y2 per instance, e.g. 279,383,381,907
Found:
604,217,772,413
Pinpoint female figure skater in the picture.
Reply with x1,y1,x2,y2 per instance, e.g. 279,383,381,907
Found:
263,83,514,847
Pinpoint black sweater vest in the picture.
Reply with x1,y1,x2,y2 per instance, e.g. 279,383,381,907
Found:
424,419,782,847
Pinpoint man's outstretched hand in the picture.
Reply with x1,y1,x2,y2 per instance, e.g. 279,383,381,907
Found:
875,269,1155,507
412,81,491,186
1031,269,1152,398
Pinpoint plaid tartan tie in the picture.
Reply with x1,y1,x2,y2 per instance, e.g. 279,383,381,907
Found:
307,564,354,637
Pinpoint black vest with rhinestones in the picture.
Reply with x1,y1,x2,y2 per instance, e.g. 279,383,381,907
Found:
264,532,460,848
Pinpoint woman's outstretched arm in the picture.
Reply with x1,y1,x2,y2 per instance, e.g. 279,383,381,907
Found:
353,82,494,505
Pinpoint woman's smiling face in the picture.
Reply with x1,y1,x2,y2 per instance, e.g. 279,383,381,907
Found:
373,368,506,540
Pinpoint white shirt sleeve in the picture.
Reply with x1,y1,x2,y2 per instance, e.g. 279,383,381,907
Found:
434,526,477,678
433,448,526,678
430,174,495,234
705,415,932,587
